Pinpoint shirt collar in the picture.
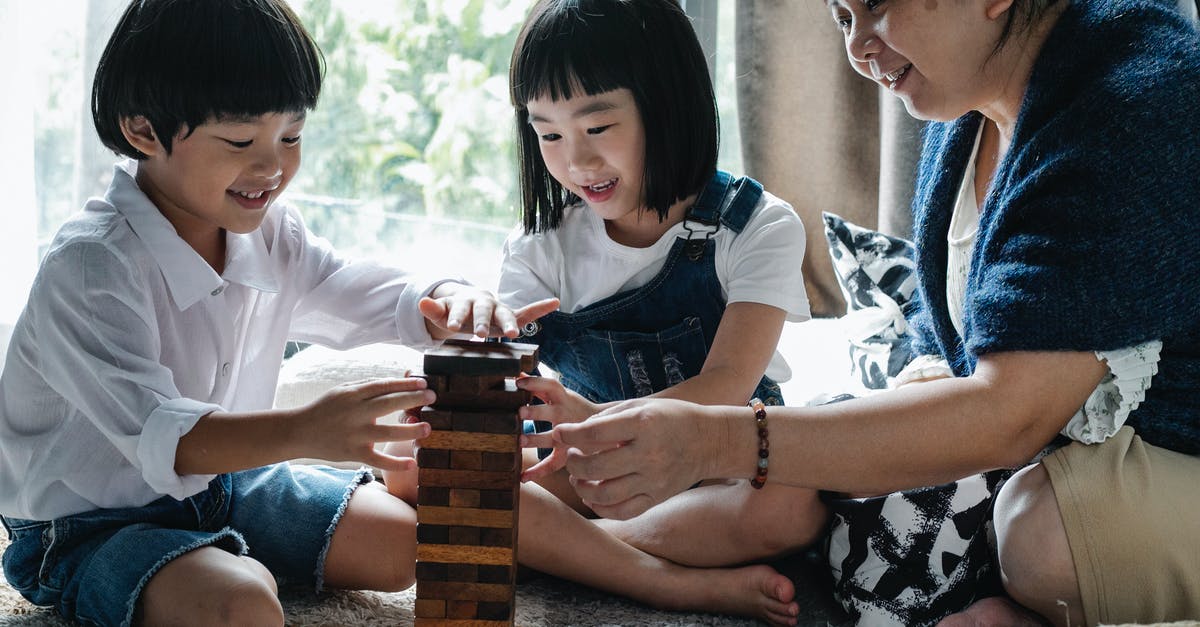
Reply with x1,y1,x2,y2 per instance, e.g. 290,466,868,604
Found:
107,160,280,311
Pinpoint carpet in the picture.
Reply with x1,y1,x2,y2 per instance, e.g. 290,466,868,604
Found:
0,534,851,626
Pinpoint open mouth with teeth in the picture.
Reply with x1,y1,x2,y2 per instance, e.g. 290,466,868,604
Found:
587,179,616,193
883,64,912,90
228,188,273,209
579,178,619,203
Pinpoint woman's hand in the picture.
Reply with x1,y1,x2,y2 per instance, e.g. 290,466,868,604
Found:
549,397,719,520
516,376,602,482
420,283,558,339
291,377,434,473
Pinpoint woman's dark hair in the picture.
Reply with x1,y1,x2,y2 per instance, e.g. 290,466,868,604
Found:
510,0,719,234
995,0,1064,53
93,0,324,159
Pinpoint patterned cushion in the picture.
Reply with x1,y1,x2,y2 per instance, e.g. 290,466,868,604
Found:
823,212,917,389
821,214,1010,624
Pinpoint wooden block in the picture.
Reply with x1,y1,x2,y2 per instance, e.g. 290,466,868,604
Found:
477,564,512,584
416,580,514,602
414,619,511,627
480,453,518,473
417,523,451,544
447,600,478,619
419,469,515,491
479,527,515,548
478,489,514,510
418,448,450,469
430,385,532,410
479,413,520,434
416,544,513,566
449,488,481,508
450,413,484,432
418,505,513,528
423,339,539,377
420,407,454,429
446,563,479,582
415,598,447,618
451,450,484,470
449,526,481,546
416,561,448,581
448,374,506,394
477,602,512,621
418,487,451,507
420,431,516,453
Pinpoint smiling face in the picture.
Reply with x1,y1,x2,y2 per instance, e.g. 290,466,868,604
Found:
525,88,654,239
828,0,1011,122
130,111,305,242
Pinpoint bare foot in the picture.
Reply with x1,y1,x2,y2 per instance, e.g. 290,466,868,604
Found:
936,596,1048,627
651,562,800,626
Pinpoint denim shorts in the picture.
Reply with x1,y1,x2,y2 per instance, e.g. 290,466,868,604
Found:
1,463,372,627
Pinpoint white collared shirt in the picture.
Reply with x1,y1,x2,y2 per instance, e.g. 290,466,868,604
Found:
0,161,442,520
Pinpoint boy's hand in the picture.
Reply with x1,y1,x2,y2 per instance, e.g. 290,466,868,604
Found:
420,283,558,339
516,376,602,482
294,377,434,473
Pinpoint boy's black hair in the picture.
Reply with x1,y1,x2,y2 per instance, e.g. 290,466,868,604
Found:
510,0,719,234
93,0,324,159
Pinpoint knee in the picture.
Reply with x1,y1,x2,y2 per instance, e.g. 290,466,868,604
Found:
217,574,284,627
993,464,1080,626
742,486,828,557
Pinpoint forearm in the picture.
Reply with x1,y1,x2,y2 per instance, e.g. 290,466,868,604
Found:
175,408,303,474
649,365,762,407
708,375,1060,494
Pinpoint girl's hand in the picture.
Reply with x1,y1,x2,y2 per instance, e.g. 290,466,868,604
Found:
420,283,558,339
292,377,434,473
551,398,716,520
516,376,602,482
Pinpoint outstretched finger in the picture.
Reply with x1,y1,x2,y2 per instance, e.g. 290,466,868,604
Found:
520,447,567,483
368,389,436,415
366,449,418,474
515,376,567,404
418,296,451,328
514,298,559,326
554,412,636,453
371,421,432,443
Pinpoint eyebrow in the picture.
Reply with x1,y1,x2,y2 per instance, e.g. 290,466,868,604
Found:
528,100,619,124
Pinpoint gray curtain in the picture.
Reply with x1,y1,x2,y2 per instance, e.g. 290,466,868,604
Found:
735,2,921,317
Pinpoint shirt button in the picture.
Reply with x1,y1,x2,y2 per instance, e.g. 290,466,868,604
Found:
222,363,231,377
211,285,224,296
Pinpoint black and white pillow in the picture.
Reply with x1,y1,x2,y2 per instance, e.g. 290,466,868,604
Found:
819,213,1010,625
823,212,918,390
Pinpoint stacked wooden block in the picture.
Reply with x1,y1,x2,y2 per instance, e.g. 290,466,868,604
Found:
414,339,538,626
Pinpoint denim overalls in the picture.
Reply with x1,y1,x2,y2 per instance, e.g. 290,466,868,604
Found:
520,170,784,407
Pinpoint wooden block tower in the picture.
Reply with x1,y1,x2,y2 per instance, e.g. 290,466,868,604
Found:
413,339,538,626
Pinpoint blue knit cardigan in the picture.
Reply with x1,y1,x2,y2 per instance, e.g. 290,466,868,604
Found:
907,0,1200,454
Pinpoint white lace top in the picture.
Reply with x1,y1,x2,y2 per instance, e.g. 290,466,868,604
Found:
895,128,1162,444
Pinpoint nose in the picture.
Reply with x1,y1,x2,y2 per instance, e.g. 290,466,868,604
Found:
249,143,284,180
566,139,602,175
846,23,883,63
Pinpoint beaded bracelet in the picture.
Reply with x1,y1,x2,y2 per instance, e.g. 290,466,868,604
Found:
748,397,769,489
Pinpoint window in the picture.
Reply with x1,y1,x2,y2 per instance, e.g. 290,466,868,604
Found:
0,0,741,324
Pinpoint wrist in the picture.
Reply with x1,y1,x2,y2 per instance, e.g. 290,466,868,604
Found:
704,405,759,480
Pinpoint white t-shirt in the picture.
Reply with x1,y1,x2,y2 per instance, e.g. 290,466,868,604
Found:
0,161,443,520
497,191,810,382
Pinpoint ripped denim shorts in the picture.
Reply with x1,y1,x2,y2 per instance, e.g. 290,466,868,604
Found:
1,463,372,627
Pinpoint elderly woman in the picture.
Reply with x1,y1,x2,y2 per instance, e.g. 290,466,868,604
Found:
526,0,1200,624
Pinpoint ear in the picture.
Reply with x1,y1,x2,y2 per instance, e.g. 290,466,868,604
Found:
119,116,164,158
984,0,1015,20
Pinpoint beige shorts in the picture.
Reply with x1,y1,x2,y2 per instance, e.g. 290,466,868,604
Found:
1043,426,1200,625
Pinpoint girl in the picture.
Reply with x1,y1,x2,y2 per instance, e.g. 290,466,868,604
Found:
540,0,1200,625
456,0,820,624
504,0,819,549
0,2,553,625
